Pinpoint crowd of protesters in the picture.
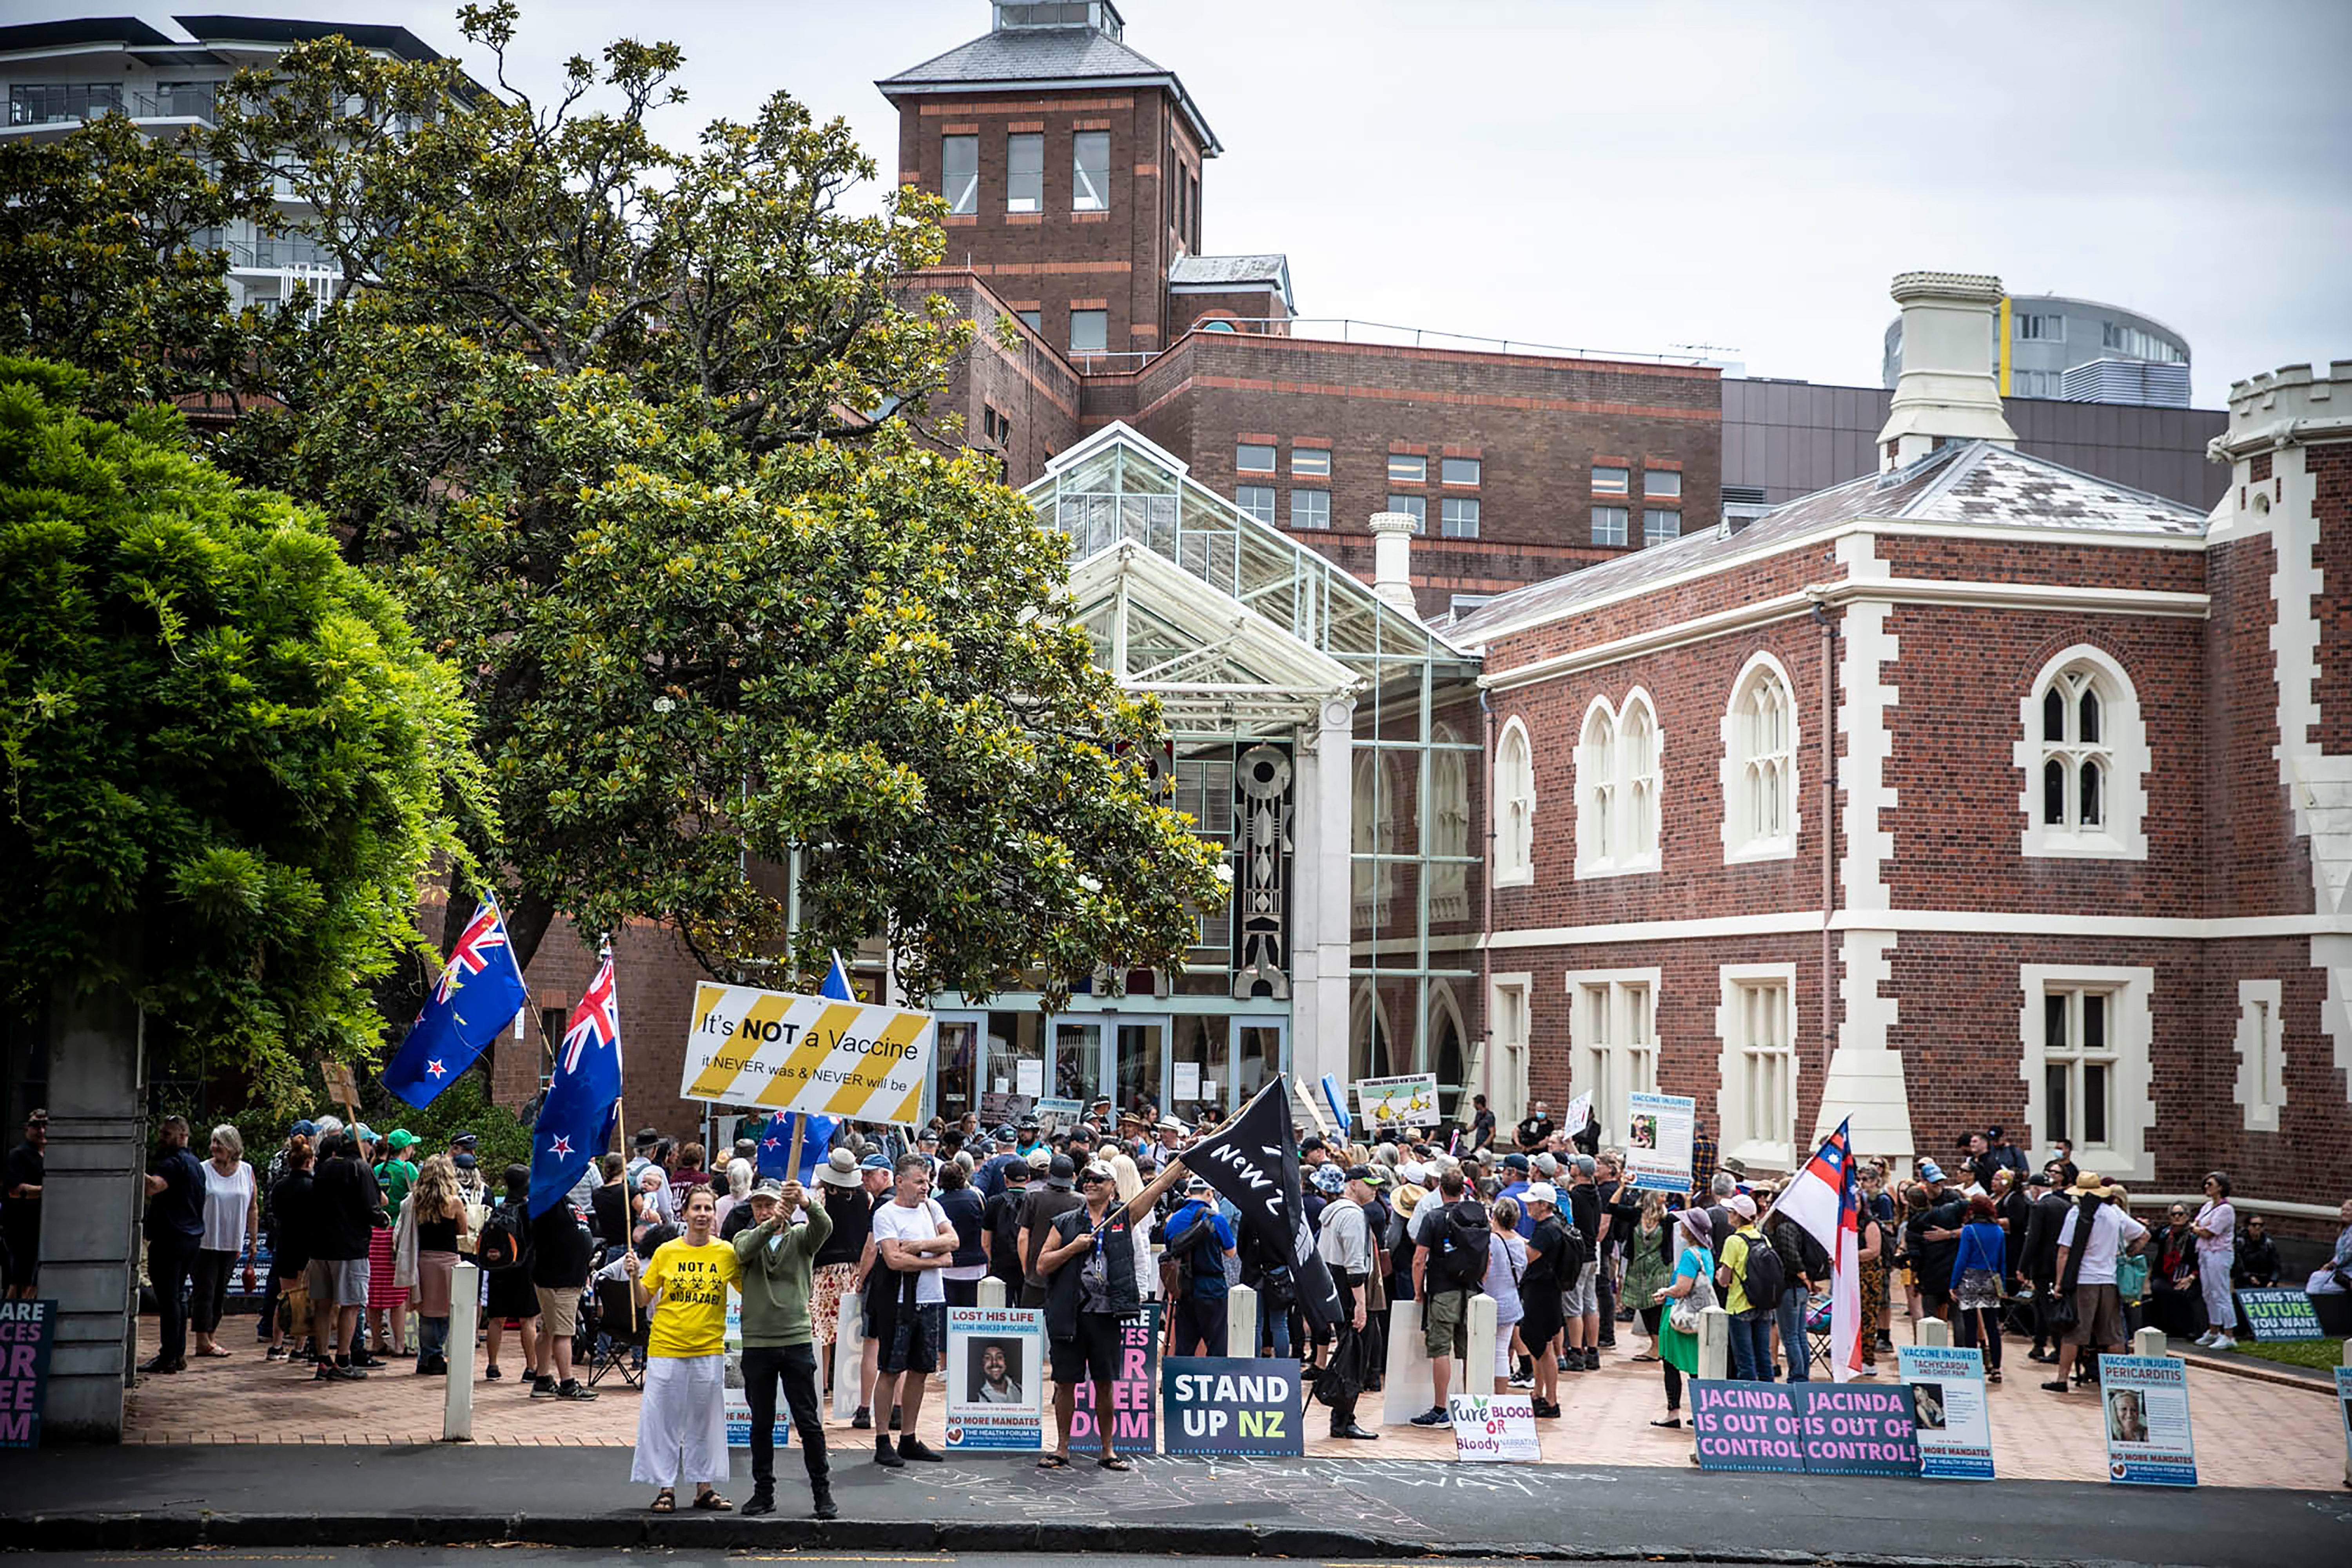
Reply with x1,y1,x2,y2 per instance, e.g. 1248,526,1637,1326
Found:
58,1093,2352,1518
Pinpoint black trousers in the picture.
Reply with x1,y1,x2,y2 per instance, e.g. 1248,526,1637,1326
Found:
190,1247,236,1335
1639,1305,1683,1408
740,1343,829,1489
1325,1277,1363,1431
1597,1253,1619,1344
1171,1295,1228,1357
148,1231,198,1364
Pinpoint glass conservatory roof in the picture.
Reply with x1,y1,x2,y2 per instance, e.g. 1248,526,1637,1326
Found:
1027,423,1466,673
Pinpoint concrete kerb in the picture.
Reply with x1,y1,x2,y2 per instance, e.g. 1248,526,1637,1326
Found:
0,1511,2167,1566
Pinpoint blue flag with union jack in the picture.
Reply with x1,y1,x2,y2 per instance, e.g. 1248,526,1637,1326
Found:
381,895,529,1108
529,952,623,1217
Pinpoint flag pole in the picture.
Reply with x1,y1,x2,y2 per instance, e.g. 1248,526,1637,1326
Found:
601,934,639,1336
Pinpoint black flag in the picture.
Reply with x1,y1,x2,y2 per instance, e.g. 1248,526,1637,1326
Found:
1181,1075,1342,1329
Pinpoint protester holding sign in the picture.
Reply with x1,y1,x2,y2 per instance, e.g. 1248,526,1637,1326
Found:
1034,1157,1182,1471
731,1178,834,1519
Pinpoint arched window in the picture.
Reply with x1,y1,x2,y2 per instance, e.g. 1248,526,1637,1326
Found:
1495,717,1535,886
1722,654,1798,861
1576,691,1662,878
2015,648,2147,859
1431,722,1471,920
1620,691,1661,866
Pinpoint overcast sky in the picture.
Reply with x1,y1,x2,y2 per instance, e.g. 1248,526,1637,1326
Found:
55,0,2352,404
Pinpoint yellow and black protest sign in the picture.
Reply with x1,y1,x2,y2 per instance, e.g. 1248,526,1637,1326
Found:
680,982,934,1123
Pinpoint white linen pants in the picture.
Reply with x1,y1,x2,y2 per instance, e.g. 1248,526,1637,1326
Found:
631,1352,729,1488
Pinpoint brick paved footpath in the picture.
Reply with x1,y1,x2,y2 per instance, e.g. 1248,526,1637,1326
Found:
121,1307,2348,1489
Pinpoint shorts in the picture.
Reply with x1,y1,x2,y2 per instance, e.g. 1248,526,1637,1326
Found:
307,1256,368,1307
1563,1261,1601,1318
535,1285,580,1338
1517,1298,1563,1353
1423,1288,1470,1359
875,1296,944,1374
1049,1309,1123,1386
2064,1283,2126,1347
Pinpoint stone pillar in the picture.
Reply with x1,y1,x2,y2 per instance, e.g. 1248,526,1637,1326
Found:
38,980,146,1442
2131,1325,2169,1360
1289,696,1355,1093
1380,1298,1434,1425
978,1276,1006,1310
443,1260,479,1441
830,1295,861,1419
1698,1305,1730,1380
1226,1282,1258,1359
1920,1316,1951,1349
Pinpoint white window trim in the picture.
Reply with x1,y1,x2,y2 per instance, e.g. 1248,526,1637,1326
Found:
2018,962,2153,1184
2013,644,2148,861
1566,967,1661,1145
2232,978,2285,1132
1575,691,1662,879
1488,971,1534,1129
1715,962,1798,1173
1494,715,1535,888
1719,650,1801,865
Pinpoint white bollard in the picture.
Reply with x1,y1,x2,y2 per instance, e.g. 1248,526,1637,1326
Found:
1381,1298,1436,1424
1466,1292,1497,1395
1920,1316,1951,1349
830,1294,861,1419
1227,1282,1258,1359
2132,1326,2169,1359
978,1276,1006,1310
1697,1305,1730,1381
443,1260,479,1442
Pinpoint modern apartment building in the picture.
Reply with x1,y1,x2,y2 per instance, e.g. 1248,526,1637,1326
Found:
1882,291,2192,407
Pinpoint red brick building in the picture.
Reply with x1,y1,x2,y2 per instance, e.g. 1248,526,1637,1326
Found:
1450,272,2352,1225
884,2,1723,620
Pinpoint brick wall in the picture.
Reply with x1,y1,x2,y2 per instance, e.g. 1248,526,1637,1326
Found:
2309,441,2352,753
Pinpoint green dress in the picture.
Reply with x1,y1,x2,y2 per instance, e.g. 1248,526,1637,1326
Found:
1658,1243,1712,1376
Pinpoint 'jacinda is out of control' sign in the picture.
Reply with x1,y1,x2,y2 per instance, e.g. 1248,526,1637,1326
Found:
681,982,934,1122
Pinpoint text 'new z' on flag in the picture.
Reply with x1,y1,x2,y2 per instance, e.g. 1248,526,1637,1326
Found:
381,894,528,1108
1180,1075,1343,1330
1773,1116,1864,1382
682,981,935,1123
529,951,622,1218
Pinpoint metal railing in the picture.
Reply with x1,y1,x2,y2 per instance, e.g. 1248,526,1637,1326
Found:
1062,316,1714,376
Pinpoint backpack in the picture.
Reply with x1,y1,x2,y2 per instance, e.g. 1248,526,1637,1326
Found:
476,1198,532,1274
1435,1199,1490,1289
1739,1229,1785,1305
1551,1218,1589,1284
1178,1208,1229,1301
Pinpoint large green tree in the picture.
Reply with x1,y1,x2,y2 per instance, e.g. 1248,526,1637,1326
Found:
0,357,488,1100
196,4,1223,1007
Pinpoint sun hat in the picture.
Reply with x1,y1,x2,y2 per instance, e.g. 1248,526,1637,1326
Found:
817,1148,861,1187
1679,1206,1714,1242
1311,1163,1346,1194
2071,1171,2111,1195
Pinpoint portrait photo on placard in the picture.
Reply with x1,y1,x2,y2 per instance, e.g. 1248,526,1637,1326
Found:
1911,1381,1947,1432
1629,1114,1657,1150
2106,1387,2150,1444
967,1337,1028,1406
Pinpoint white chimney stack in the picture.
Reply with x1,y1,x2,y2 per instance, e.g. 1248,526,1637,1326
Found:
1368,511,1419,614
1875,270,2017,471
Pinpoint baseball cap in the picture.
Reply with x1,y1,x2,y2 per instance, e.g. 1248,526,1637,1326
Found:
916,1127,939,1144
1080,1161,1116,1183
1571,1154,1596,1177
2027,1171,2053,1188
750,1178,786,1200
454,1151,478,1171
1299,1134,1327,1154
1524,1181,1559,1207
1503,1153,1530,1173
386,1130,417,1153
1531,1153,1558,1177
858,1152,893,1171
1342,1163,1377,1184
1185,1174,1212,1194
1400,1161,1429,1186
1726,1193,1758,1220
451,1130,479,1148
1046,1154,1076,1189
1918,1160,1947,1183
288,1118,316,1138
352,1123,376,1145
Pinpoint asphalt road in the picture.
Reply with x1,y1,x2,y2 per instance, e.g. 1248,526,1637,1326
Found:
0,1557,1849,1568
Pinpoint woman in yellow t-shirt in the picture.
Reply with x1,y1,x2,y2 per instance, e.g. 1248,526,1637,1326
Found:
625,1184,741,1510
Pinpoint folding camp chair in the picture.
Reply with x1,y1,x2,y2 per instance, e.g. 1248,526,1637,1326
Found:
1805,1292,1836,1376
585,1276,644,1388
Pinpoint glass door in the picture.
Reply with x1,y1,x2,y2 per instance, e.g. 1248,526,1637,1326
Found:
1049,1016,1107,1110
1169,1015,1229,1125
1234,1020,1287,1115
989,1011,1047,1110
934,1014,983,1126
1114,1016,1170,1123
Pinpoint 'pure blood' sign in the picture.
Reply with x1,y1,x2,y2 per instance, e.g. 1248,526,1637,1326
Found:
1691,1380,1920,1477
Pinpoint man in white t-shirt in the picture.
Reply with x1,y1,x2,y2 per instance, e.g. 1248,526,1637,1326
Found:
2041,1174,2147,1396
866,1155,956,1467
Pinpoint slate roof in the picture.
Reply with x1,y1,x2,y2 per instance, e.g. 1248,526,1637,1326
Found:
878,26,1219,153
1167,253,1292,308
1448,440,2207,645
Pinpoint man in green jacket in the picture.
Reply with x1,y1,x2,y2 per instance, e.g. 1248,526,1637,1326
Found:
732,1177,835,1518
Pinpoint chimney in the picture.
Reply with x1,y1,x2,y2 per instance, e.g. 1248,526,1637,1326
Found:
1875,271,2016,471
1368,511,1419,614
